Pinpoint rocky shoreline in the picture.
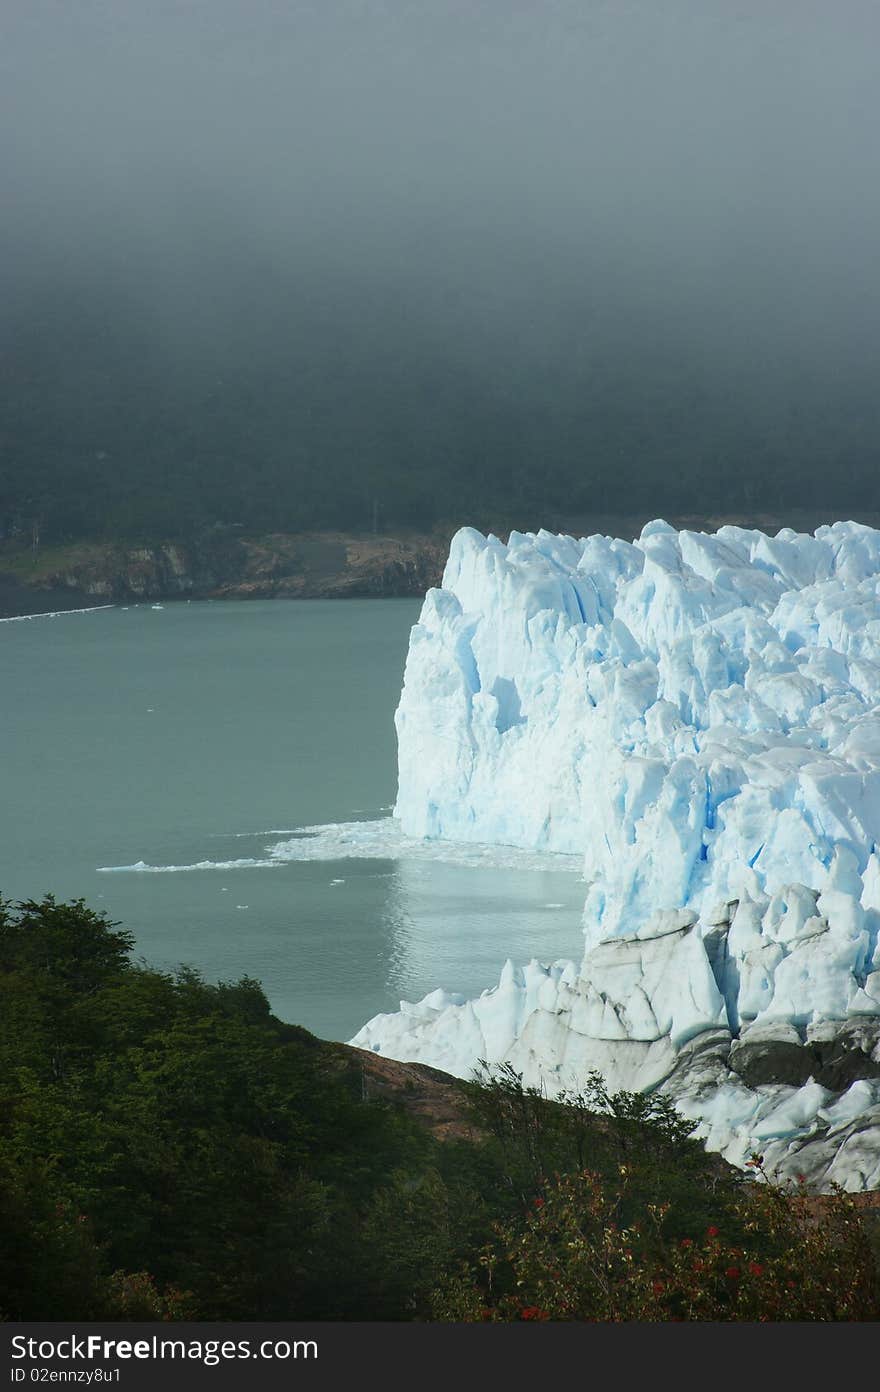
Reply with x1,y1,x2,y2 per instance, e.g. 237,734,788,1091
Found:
0,529,449,617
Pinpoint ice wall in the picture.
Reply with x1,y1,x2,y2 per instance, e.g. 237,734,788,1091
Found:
395,521,880,944
360,522,880,1189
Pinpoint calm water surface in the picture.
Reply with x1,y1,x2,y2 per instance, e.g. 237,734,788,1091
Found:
1,599,585,1041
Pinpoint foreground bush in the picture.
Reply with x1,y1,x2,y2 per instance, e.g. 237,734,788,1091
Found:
0,895,434,1319
432,1149,880,1321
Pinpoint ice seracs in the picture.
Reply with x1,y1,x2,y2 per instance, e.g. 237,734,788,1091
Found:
395,520,880,943
354,521,880,1190
353,892,880,1190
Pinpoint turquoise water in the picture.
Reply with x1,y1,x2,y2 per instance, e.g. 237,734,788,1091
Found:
1,599,585,1041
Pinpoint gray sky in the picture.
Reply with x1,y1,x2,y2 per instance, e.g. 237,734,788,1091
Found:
2,1,880,512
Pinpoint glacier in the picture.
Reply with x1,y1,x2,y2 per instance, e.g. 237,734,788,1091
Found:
352,522,880,1190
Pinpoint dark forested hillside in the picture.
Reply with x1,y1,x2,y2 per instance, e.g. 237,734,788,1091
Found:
3,260,879,549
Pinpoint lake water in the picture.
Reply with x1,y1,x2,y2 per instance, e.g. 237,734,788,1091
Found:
1,599,586,1042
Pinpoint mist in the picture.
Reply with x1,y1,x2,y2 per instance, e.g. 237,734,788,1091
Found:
2,1,880,538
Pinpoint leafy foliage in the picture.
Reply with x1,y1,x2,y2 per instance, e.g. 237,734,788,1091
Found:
0,894,432,1319
1,896,877,1321
433,1163,880,1322
455,1063,742,1241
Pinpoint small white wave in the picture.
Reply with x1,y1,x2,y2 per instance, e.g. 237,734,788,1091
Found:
216,828,306,839
97,818,584,877
97,857,282,874
0,604,115,623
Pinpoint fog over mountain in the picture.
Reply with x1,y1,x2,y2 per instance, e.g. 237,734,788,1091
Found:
2,2,879,540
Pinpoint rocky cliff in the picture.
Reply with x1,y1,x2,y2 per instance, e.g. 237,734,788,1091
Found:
0,530,448,615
